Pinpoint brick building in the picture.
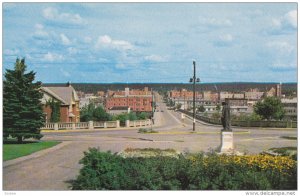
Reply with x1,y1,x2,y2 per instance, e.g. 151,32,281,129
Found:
41,83,80,123
169,89,202,100
203,91,219,102
105,87,153,113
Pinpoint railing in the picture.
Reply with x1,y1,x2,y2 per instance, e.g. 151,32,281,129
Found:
41,119,152,131
178,109,297,128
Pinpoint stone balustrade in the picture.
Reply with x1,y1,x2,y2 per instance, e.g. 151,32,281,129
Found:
41,119,152,131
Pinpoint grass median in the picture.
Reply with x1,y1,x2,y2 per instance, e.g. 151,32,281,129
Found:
3,140,60,161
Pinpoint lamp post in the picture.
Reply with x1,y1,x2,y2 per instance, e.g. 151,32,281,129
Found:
189,61,200,131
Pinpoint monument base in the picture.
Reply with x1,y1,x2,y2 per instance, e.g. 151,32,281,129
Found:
219,131,234,154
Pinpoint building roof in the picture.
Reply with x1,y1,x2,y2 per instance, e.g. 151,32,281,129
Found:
41,85,79,105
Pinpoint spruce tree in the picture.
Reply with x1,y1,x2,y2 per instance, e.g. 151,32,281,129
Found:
3,58,44,143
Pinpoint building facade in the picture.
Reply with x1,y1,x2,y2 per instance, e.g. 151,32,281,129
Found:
281,98,297,120
105,87,153,113
41,84,80,123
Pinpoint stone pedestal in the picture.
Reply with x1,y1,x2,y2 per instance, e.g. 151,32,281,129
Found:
219,131,234,153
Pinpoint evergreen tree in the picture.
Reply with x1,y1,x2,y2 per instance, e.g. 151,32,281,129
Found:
3,58,44,143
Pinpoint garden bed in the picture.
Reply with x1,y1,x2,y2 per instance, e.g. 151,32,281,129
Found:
71,148,297,190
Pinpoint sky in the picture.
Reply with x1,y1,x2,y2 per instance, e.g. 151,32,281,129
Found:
2,3,298,83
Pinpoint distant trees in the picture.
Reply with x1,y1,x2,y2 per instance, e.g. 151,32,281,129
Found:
3,58,44,143
80,103,150,123
80,103,111,122
254,97,285,120
198,105,206,112
175,103,182,110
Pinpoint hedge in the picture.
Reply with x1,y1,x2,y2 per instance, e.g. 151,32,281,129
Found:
71,148,297,190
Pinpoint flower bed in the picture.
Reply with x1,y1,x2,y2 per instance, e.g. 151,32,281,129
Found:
71,148,297,190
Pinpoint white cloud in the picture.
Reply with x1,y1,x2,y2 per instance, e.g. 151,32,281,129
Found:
60,68,71,77
33,23,49,39
266,41,294,55
272,62,296,69
60,33,72,45
270,10,297,33
219,34,233,42
199,17,232,27
213,33,234,47
4,49,19,55
67,47,78,55
283,10,297,29
95,35,134,51
83,36,92,44
42,7,85,26
43,52,64,62
144,55,167,62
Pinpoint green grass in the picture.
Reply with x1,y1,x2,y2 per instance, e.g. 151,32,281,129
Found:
3,141,60,161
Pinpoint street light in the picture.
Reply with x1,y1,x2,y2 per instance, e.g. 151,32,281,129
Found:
189,61,200,132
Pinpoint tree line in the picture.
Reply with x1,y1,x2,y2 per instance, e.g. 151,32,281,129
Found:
80,103,151,125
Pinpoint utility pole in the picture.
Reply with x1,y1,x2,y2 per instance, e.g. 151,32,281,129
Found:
151,88,154,130
190,61,200,131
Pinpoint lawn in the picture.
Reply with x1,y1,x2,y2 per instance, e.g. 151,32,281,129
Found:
3,141,60,161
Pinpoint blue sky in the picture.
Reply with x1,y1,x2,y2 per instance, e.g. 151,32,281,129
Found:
2,3,297,83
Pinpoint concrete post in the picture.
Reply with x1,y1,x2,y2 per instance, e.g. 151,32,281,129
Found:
54,123,58,130
88,121,94,130
104,122,107,128
126,120,130,127
72,123,76,130
116,120,120,128
133,121,136,127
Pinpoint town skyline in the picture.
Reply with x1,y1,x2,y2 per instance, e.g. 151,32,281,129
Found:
3,3,297,83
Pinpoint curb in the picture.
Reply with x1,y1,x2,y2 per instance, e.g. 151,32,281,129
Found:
3,141,72,168
41,125,156,133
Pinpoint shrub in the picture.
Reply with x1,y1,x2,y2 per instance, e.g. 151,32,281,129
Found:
71,148,297,190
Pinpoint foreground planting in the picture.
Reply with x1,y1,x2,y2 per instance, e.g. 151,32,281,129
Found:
71,148,297,190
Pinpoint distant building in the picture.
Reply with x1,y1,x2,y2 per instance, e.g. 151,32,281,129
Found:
276,83,282,98
105,87,153,113
106,96,152,112
265,87,276,97
265,84,282,98
245,88,264,100
187,100,218,112
97,91,105,97
108,87,151,97
226,98,249,114
281,98,297,120
203,91,219,102
169,89,202,100
220,92,245,101
41,83,80,123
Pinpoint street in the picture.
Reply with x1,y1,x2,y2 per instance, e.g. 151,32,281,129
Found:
3,94,297,190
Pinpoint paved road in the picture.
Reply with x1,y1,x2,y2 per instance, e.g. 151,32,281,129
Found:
3,94,297,190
